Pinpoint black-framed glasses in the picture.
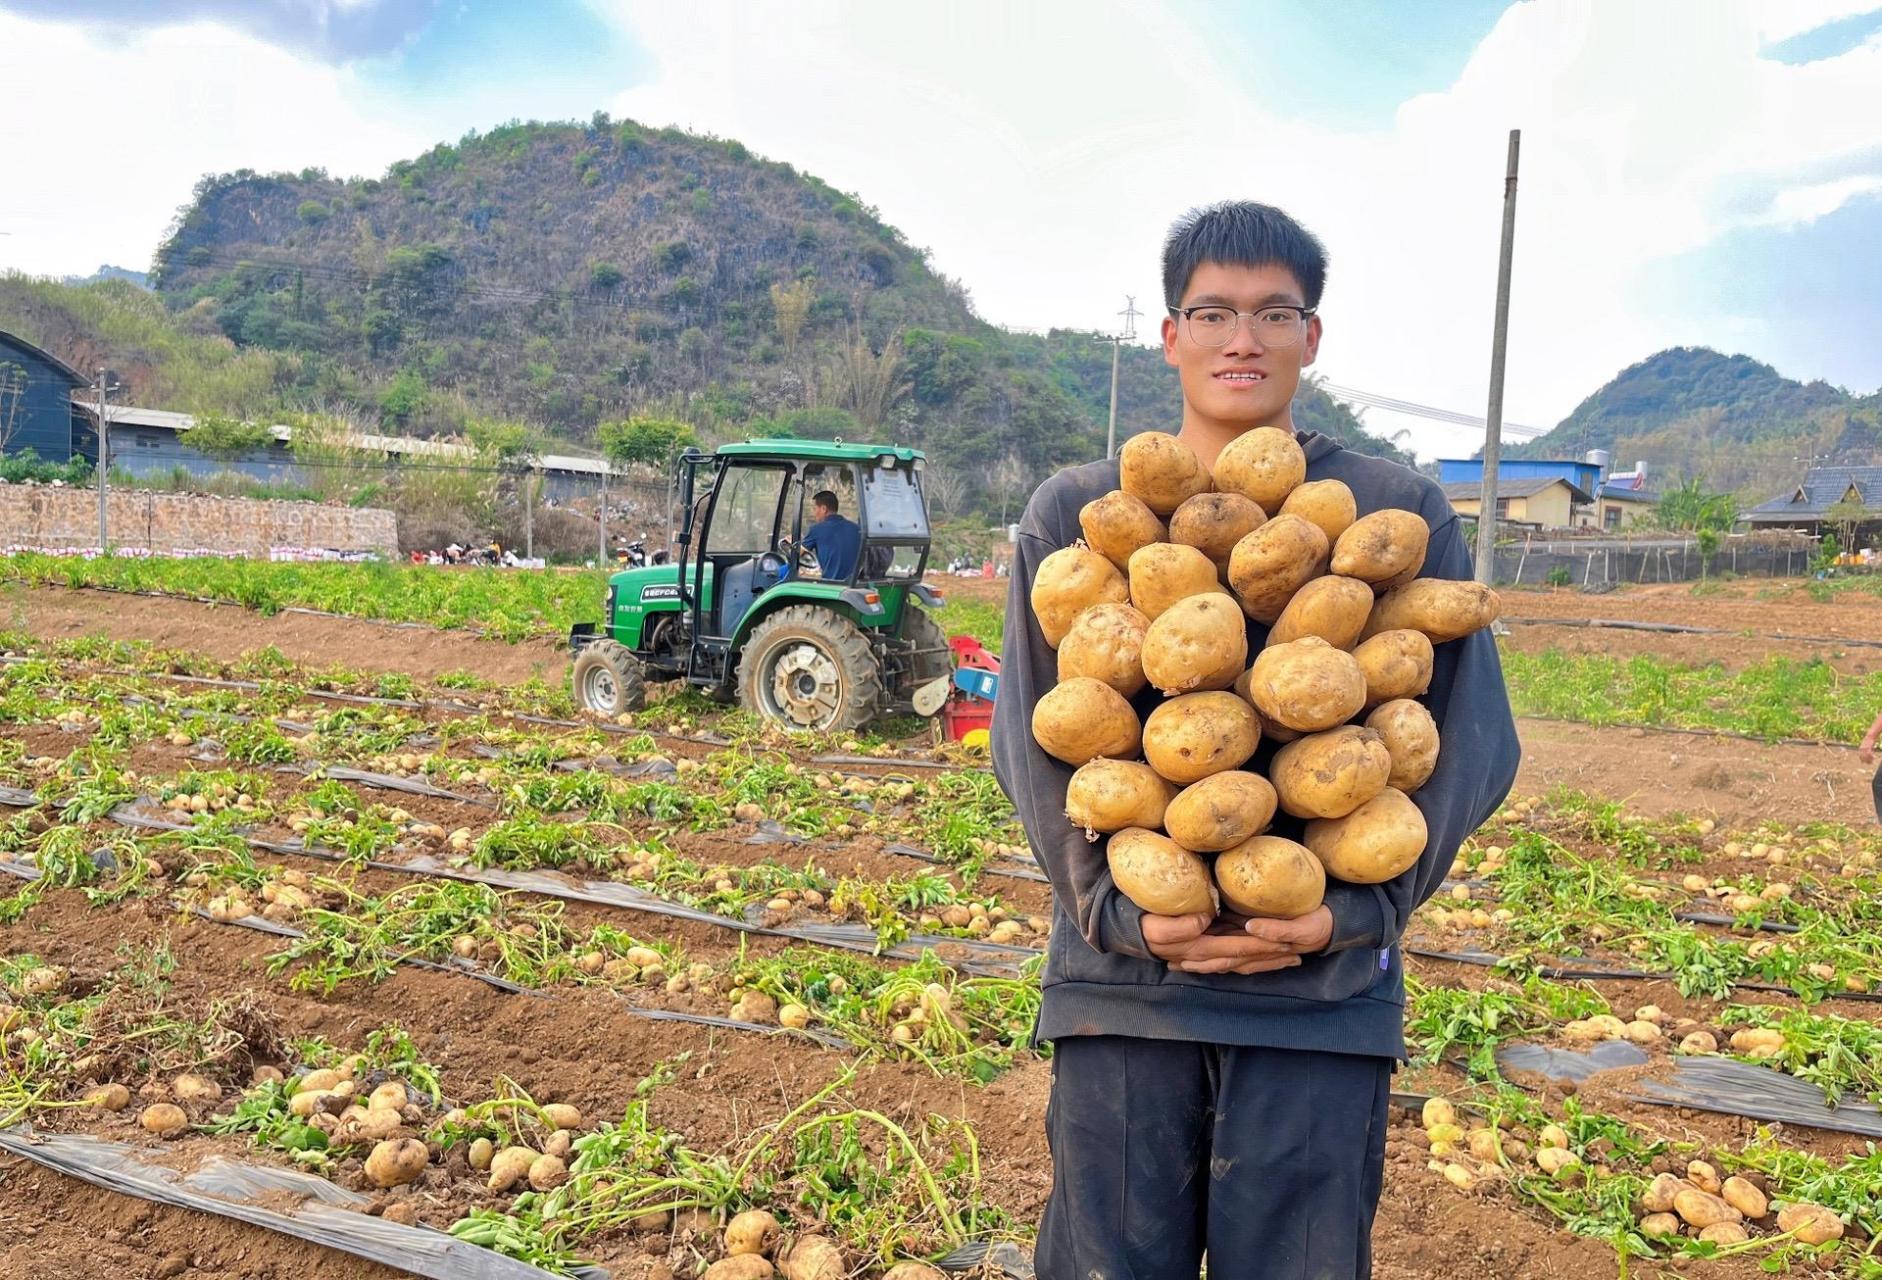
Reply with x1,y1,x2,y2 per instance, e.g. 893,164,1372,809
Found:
1170,304,1316,349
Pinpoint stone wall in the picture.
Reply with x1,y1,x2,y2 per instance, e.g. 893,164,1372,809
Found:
0,484,398,558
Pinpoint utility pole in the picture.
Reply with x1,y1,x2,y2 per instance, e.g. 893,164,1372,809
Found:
523,464,536,561
93,368,119,554
1475,129,1521,587
598,465,608,567
1100,297,1139,459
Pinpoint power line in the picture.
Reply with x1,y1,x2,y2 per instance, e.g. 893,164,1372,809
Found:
1318,380,1549,441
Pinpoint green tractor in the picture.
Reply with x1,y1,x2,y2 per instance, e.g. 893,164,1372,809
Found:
568,439,955,733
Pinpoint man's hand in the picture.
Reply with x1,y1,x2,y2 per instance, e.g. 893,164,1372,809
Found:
1862,741,1877,766
1142,906,1335,975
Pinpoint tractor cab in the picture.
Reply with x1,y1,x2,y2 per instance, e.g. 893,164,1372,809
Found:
570,439,953,733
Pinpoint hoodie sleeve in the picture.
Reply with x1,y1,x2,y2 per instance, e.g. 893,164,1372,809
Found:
1319,513,1521,955
990,526,1154,961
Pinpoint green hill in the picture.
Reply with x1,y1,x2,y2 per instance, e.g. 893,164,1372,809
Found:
136,115,1409,494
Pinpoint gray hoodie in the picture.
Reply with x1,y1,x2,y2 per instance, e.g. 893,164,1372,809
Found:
990,432,1520,1059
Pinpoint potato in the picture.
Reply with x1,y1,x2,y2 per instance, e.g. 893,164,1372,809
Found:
1128,542,1225,621
725,1210,782,1257
527,1154,568,1191
173,1073,221,1105
1270,726,1392,819
1212,426,1305,511
1304,787,1427,884
1031,547,1128,647
365,1137,429,1188
1776,1202,1844,1245
1032,677,1141,765
1119,431,1212,515
368,1082,408,1113
1332,510,1429,588
705,1257,776,1280
1057,602,1149,697
1164,771,1277,853
487,1145,537,1192
1244,636,1367,733
86,1083,132,1111
779,1234,846,1280
882,1265,947,1280
1698,1222,1748,1245
1279,479,1357,544
1366,699,1439,793
1721,1176,1768,1220
1638,1212,1681,1238
1362,579,1501,643
1107,828,1219,915
1169,492,1266,576
1066,759,1176,835
140,1103,188,1137
1143,691,1261,784
1265,575,1373,650
468,1137,494,1171
1080,490,1167,572
1142,593,1248,695
540,1102,582,1129
1352,629,1434,706
1214,836,1325,918
1227,514,1329,623
1673,1187,1740,1229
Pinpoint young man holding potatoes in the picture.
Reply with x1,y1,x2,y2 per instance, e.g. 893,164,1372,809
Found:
991,200,1521,1279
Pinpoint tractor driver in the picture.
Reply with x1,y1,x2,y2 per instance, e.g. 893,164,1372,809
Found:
793,489,861,581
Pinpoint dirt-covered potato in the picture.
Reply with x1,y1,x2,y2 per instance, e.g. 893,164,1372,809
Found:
1169,492,1266,577
1352,629,1434,706
779,1236,845,1280
1361,579,1501,643
726,1210,783,1258
1304,787,1427,884
1164,770,1277,852
1057,603,1150,697
1264,575,1373,650
1032,677,1141,765
1244,636,1367,733
1119,431,1212,515
1270,726,1392,819
1143,690,1261,784
1080,490,1167,573
365,1137,429,1188
1227,514,1329,623
1066,759,1176,835
706,1257,777,1280
1212,427,1305,512
1331,510,1429,588
1142,593,1248,695
1214,835,1326,918
1031,546,1128,648
1366,699,1439,793
1108,828,1219,915
1279,479,1357,544
1128,542,1226,621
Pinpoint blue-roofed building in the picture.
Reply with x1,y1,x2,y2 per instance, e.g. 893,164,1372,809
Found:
1438,452,1658,530
1746,465,1882,544
0,330,91,464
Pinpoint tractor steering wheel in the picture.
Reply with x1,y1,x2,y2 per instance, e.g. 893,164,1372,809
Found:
776,539,816,570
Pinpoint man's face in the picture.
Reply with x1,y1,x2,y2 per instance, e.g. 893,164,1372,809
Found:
1162,261,1321,429
814,501,834,521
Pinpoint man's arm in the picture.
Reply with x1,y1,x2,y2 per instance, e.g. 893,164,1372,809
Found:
990,527,1155,960
1860,708,1882,765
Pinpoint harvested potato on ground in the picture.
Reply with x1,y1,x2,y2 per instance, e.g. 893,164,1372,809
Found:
882,1265,947,1280
705,1257,776,1280
1265,575,1373,650
1361,579,1501,643
726,1210,782,1257
1245,636,1367,733
1213,426,1305,512
1128,542,1226,621
1228,514,1329,623
1366,700,1440,793
1143,691,1261,784
1332,509,1429,588
1305,787,1427,884
1638,1212,1681,1238
1080,490,1167,572
1031,547,1129,648
1066,760,1176,836
1108,828,1219,915
1057,602,1150,697
1352,629,1434,706
779,1234,847,1280
1279,479,1358,544
1142,593,1248,695
1775,1202,1843,1245
487,1146,537,1192
140,1103,188,1137
1120,431,1212,515
1169,492,1266,577
1215,836,1326,918
1270,726,1392,819
365,1137,429,1188
1164,771,1277,852
1032,678,1141,765
1643,1172,1686,1214
1720,1176,1768,1220
1673,1187,1740,1230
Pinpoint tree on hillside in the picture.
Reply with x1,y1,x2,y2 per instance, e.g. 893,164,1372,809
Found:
830,323,911,429
989,451,1030,527
187,414,273,464
599,417,697,471
770,278,815,365
922,464,966,516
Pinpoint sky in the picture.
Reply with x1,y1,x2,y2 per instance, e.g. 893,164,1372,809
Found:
2,0,1880,460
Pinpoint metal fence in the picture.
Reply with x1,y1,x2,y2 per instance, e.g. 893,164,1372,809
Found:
1486,531,1824,587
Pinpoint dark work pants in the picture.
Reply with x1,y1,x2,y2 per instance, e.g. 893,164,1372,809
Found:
1037,1036,1392,1280
1872,766,1881,825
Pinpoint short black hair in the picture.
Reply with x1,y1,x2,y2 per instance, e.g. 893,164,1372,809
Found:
1161,201,1328,310
813,490,839,511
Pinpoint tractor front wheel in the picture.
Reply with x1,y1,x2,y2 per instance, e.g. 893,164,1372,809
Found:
738,605,882,733
572,640,647,718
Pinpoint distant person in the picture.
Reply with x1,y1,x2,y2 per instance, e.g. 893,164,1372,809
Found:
1861,709,1882,823
796,490,860,581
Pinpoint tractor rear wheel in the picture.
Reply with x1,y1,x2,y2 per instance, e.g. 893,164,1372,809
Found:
899,607,954,686
738,605,882,733
572,640,647,717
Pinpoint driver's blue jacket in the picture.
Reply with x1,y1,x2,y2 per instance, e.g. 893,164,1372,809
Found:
800,514,861,581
